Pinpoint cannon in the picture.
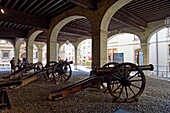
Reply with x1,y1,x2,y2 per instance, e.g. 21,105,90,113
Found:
34,60,73,84
48,62,153,102
3,60,73,88
0,79,22,109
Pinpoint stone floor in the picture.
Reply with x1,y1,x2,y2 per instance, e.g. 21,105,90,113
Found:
0,69,170,113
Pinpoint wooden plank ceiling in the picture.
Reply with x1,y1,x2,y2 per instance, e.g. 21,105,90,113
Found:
0,0,169,43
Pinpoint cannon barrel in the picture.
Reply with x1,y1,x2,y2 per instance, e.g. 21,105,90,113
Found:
90,64,154,76
0,79,22,88
137,64,154,71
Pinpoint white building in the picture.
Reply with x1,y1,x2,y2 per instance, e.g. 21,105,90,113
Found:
107,33,141,64
149,28,170,77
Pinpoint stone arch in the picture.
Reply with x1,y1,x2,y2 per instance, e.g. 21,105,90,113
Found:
50,16,85,42
77,39,92,66
28,30,43,44
15,38,25,60
59,43,75,62
49,16,88,62
89,0,132,67
27,30,44,63
132,20,164,44
147,26,165,43
101,0,132,31
148,27,169,76
107,33,141,64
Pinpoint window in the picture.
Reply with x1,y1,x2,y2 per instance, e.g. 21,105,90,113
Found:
2,51,9,58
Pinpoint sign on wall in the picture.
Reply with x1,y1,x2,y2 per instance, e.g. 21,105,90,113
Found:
138,50,144,65
113,53,124,63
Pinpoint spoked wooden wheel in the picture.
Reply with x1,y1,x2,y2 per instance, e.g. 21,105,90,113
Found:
100,62,119,92
107,63,146,102
45,61,58,77
52,62,72,84
34,62,43,72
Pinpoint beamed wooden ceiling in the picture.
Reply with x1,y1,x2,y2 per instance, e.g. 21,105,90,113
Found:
0,0,170,43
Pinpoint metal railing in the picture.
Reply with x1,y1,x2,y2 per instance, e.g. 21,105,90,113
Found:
148,65,170,79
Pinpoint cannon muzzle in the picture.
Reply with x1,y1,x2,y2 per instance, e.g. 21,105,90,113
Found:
0,79,22,88
138,64,154,71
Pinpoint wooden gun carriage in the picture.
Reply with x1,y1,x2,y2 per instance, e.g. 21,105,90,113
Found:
0,79,22,109
2,60,73,88
48,62,154,102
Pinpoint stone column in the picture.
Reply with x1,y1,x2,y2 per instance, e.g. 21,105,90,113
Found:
26,42,33,63
92,30,100,68
47,40,56,63
100,30,108,67
38,48,43,62
141,43,149,65
91,29,108,68
56,43,60,62
74,48,78,70
34,42,45,63
14,46,20,61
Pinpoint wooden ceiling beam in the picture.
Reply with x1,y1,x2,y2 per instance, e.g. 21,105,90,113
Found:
67,0,97,10
61,26,91,36
119,9,147,27
113,9,147,31
0,8,50,29
0,36,16,40
0,27,27,38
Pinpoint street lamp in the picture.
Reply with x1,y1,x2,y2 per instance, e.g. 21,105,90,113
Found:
165,16,170,28
66,38,69,45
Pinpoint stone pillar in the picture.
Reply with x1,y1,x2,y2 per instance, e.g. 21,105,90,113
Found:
47,40,56,63
38,49,43,62
14,46,20,61
56,43,60,62
141,43,149,65
92,29,108,68
26,41,33,63
74,49,78,70
100,30,108,67
92,31,100,68
34,42,46,63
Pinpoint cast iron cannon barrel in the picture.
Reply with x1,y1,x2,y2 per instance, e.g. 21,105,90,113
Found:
90,67,113,76
90,64,154,76
0,79,22,88
137,64,154,71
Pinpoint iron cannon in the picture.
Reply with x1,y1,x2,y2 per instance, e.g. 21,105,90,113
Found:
48,62,154,103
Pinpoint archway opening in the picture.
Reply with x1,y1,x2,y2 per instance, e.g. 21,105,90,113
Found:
78,39,92,67
59,43,75,62
0,39,14,70
108,33,141,64
149,27,170,77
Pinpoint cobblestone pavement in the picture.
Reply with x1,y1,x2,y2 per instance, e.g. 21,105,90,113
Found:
0,69,170,113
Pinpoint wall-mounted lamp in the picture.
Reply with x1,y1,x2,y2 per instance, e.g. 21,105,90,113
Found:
0,8,4,13
66,38,69,45
165,16,170,28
